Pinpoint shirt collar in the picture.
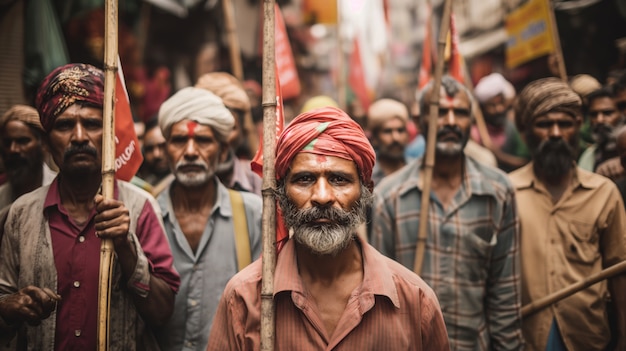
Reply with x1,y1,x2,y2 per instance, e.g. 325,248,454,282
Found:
157,177,233,219
273,236,400,308
513,162,600,191
398,156,500,198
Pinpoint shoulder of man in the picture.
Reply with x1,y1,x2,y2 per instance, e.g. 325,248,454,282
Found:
374,159,421,198
117,180,163,217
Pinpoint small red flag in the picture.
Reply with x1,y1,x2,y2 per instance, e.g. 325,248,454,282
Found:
448,12,465,83
348,38,372,111
418,5,434,89
114,57,143,181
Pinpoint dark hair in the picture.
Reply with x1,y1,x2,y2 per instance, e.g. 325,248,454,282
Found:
418,75,474,116
586,87,615,106
144,115,160,133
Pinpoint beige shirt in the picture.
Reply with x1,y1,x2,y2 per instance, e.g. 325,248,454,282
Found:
509,163,626,351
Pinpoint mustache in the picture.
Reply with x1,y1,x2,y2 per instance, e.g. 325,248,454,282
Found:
175,159,209,171
3,154,28,167
292,206,354,227
64,144,98,160
436,125,464,140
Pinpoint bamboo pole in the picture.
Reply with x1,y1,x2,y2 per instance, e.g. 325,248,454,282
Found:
223,0,244,80
461,62,493,149
545,0,567,82
260,1,277,350
413,0,453,275
98,0,118,350
522,260,626,317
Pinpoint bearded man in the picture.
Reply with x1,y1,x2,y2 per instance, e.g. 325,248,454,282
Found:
510,78,626,351
154,87,262,351
0,63,180,350
578,87,626,171
372,75,523,350
206,107,449,350
0,105,56,209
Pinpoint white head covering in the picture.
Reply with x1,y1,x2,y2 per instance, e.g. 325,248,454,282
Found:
367,98,409,131
158,87,234,142
474,73,515,103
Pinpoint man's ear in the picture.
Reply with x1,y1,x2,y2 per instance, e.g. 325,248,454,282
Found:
366,180,374,193
219,143,229,163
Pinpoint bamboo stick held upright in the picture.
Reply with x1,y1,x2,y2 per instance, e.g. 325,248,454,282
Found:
260,0,277,350
98,0,118,350
413,0,453,275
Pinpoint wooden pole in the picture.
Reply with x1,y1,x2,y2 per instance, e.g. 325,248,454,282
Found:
522,260,626,317
98,0,118,350
413,0,453,275
260,1,277,350
461,62,493,149
223,0,244,80
545,0,567,81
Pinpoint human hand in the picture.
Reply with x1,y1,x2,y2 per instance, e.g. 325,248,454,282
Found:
0,286,60,326
94,194,130,246
596,157,624,181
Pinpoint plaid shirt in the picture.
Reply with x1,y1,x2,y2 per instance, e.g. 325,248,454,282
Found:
371,157,523,351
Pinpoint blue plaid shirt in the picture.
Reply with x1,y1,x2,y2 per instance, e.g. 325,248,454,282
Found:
371,156,523,351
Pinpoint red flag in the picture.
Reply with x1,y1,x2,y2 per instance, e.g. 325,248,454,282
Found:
251,65,288,253
448,12,465,83
348,38,372,111
114,57,143,181
274,4,301,100
418,5,434,89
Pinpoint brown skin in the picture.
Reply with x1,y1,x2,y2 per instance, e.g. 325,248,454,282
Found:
421,88,472,209
588,97,621,129
0,104,175,329
0,120,45,199
371,117,408,177
527,111,581,202
165,120,228,253
284,153,365,337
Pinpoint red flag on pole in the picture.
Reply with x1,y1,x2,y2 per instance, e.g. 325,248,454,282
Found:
418,5,434,89
448,12,465,83
273,4,300,100
251,65,288,253
348,38,372,111
114,57,143,181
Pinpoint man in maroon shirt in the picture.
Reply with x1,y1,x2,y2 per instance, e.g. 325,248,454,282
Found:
0,63,180,351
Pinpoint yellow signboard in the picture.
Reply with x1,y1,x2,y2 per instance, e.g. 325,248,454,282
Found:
505,0,556,68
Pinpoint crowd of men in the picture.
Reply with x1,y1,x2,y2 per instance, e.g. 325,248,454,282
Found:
0,61,623,351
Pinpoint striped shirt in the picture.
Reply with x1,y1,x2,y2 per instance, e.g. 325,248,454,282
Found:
206,237,450,351
371,157,523,351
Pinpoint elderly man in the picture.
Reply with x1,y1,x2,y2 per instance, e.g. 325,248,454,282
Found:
154,87,262,351
372,75,523,350
471,73,529,172
367,98,410,185
206,107,449,350
0,105,56,209
195,72,261,195
510,78,626,351
578,87,626,171
0,63,180,350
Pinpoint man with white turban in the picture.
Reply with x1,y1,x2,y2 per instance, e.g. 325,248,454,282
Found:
154,87,262,351
471,72,529,172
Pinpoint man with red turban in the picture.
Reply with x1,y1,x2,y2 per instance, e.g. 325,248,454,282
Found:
207,107,449,350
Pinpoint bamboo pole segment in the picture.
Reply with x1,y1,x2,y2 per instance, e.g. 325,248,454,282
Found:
522,260,626,317
461,62,493,149
260,1,277,350
223,0,244,81
413,0,453,275
545,0,567,82
98,0,118,350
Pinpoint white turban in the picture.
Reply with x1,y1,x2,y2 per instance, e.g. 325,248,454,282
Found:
367,98,409,131
474,73,515,103
158,87,234,142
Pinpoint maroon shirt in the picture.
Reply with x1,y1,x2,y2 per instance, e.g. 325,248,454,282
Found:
45,179,179,351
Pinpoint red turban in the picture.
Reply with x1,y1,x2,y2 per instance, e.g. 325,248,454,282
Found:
275,106,375,184
35,63,104,132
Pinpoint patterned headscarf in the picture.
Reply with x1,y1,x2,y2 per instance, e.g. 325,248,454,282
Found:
158,86,234,142
0,105,43,133
35,63,104,132
275,107,375,184
514,77,582,132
